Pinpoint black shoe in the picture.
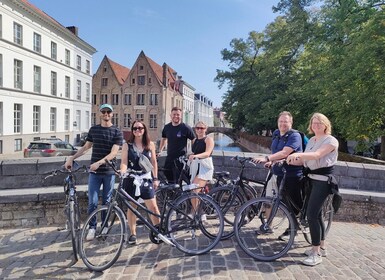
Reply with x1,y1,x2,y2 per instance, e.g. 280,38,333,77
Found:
128,234,137,245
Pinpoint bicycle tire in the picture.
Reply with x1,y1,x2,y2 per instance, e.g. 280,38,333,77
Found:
208,185,244,239
80,205,126,272
323,194,334,237
166,193,224,255
68,200,79,261
234,197,296,261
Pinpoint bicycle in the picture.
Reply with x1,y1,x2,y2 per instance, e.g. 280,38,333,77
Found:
43,161,88,263
79,160,224,272
233,161,334,261
208,156,271,239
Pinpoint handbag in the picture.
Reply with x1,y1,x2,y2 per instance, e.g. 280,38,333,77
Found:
131,143,153,173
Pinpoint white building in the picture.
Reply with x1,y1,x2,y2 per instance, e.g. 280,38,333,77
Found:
0,0,96,155
175,76,195,127
194,93,214,127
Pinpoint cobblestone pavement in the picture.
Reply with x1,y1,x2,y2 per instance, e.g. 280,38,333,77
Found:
0,221,384,280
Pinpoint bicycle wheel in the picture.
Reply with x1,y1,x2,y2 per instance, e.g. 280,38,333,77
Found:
166,194,224,255
241,182,258,201
80,205,126,272
234,197,296,261
68,200,79,261
209,185,244,239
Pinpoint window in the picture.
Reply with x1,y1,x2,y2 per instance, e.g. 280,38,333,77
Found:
137,94,145,105
139,65,144,70
64,109,70,130
14,139,22,152
0,102,2,135
101,78,108,87
91,112,96,126
124,113,131,128
50,107,56,131
65,76,70,98
51,42,57,60
112,115,118,126
150,114,157,128
76,55,81,70
148,77,152,84
124,94,131,105
0,54,3,87
33,66,41,93
0,15,2,38
100,94,107,104
136,113,144,121
150,94,158,106
86,60,90,74
51,71,57,96
132,78,135,84
138,75,145,85
92,94,96,105
86,83,90,102
65,49,70,65
33,33,41,53
14,103,22,133
85,111,90,129
14,59,23,89
112,94,119,105
76,80,81,100
33,105,40,132
76,110,81,131
13,22,22,45
0,140,2,154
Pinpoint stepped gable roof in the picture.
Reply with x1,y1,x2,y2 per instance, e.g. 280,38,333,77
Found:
106,57,130,85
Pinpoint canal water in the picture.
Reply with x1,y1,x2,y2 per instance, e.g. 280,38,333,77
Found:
211,132,249,152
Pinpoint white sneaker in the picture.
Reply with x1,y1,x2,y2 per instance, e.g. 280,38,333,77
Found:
201,214,207,221
86,228,96,241
302,252,322,266
304,247,327,257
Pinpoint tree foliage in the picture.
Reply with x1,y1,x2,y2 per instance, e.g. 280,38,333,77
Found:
216,0,385,152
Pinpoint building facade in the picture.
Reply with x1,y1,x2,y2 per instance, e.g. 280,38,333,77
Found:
92,51,183,142
194,93,214,127
175,76,195,127
0,0,96,155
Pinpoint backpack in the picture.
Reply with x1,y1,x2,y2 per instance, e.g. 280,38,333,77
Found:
272,129,308,152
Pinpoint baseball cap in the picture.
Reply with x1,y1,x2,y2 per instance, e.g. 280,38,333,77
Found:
99,104,113,112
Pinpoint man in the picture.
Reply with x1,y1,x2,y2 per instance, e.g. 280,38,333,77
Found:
253,111,304,240
65,104,123,240
158,106,195,183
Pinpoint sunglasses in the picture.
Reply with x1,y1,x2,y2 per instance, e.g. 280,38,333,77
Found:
101,110,112,114
195,127,206,130
132,127,144,131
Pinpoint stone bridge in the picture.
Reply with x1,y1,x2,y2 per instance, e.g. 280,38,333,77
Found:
206,127,238,141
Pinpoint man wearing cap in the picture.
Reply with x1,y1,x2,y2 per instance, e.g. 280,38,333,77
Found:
65,104,123,241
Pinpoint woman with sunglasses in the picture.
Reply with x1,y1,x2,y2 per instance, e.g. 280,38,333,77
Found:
120,120,160,245
188,121,215,212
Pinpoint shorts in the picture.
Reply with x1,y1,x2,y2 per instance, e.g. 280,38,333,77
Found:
123,177,155,200
265,174,278,197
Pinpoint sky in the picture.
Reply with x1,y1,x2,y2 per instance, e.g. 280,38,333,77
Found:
29,0,280,108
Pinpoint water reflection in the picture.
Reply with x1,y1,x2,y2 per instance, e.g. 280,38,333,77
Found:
211,133,249,152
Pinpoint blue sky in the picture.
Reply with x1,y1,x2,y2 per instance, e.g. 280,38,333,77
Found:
29,0,280,108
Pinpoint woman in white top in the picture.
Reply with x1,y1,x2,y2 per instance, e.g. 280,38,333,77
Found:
287,113,339,266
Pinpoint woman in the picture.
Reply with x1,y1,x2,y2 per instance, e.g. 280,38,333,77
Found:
287,113,339,266
120,120,160,245
188,121,215,214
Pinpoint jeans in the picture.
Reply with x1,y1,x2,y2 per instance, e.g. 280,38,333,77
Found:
88,172,115,229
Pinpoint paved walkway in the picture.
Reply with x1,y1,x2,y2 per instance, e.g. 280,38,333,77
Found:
0,221,384,280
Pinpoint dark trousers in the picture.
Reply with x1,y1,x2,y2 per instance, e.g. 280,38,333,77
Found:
307,179,331,246
277,175,304,216
164,158,183,184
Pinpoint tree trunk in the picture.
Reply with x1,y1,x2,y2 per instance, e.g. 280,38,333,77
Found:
381,136,385,160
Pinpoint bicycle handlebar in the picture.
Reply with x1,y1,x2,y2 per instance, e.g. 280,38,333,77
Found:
43,161,88,180
231,155,256,166
104,159,144,179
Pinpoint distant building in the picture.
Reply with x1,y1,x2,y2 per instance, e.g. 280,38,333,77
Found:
175,76,195,127
0,0,96,155
92,51,183,142
194,93,214,127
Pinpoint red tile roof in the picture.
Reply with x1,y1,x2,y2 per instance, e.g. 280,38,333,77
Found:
106,57,130,85
142,51,177,88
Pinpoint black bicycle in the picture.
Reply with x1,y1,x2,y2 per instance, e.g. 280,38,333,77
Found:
79,160,224,272
208,156,270,239
44,161,88,263
233,161,334,261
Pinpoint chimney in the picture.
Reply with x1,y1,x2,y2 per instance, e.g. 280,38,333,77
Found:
66,26,78,36
162,63,168,88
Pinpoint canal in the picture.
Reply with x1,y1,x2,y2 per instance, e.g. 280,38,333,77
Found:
211,132,249,152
